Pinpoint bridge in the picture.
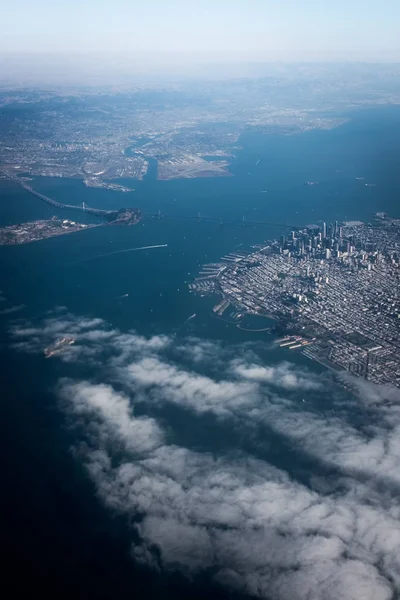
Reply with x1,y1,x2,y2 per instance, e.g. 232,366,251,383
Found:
3,171,117,217
19,184,116,217
143,210,300,230
4,171,299,230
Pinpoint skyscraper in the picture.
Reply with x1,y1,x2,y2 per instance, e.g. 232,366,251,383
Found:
322,222,327,238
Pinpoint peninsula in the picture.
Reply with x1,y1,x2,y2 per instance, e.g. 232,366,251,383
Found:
190,215,400,387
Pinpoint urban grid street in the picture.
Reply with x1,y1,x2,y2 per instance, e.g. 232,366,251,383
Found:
191,216,400,386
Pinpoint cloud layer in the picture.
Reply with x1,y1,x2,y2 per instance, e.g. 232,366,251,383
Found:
10,310,400,600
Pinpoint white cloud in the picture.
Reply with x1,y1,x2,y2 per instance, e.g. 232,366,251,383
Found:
231,360,322,390
123,356,259,417
60,380,163,456
9,310,169,364
10,310,400,599
63,377,398,600
174,338,224,364
342,374,400,407
262,392,400,495
109,332,170,367
0,304,25,315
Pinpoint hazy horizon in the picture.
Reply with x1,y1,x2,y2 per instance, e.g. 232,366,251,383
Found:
2,56,400,88
2,0,400,85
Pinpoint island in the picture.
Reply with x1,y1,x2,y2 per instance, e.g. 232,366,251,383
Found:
44,337,76,358
0,217,98,245
0,208,142,246
106,207,142,225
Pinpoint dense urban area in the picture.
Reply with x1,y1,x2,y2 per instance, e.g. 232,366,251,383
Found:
191,213,400,387
2,64,400,186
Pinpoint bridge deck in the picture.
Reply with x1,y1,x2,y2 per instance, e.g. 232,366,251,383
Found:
3,171,298,229
3,172,115,215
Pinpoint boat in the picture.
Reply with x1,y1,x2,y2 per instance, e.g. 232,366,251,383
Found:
184,313,197,324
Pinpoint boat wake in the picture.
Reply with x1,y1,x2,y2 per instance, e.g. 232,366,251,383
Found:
71,244,168,264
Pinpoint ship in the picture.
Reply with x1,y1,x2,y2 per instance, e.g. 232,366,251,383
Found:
44,336,75,358
184,313,197,324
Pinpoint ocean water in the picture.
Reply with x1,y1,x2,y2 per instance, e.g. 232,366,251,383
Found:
1,106,400,599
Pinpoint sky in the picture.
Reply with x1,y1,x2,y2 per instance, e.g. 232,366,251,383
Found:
2,0,400,65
